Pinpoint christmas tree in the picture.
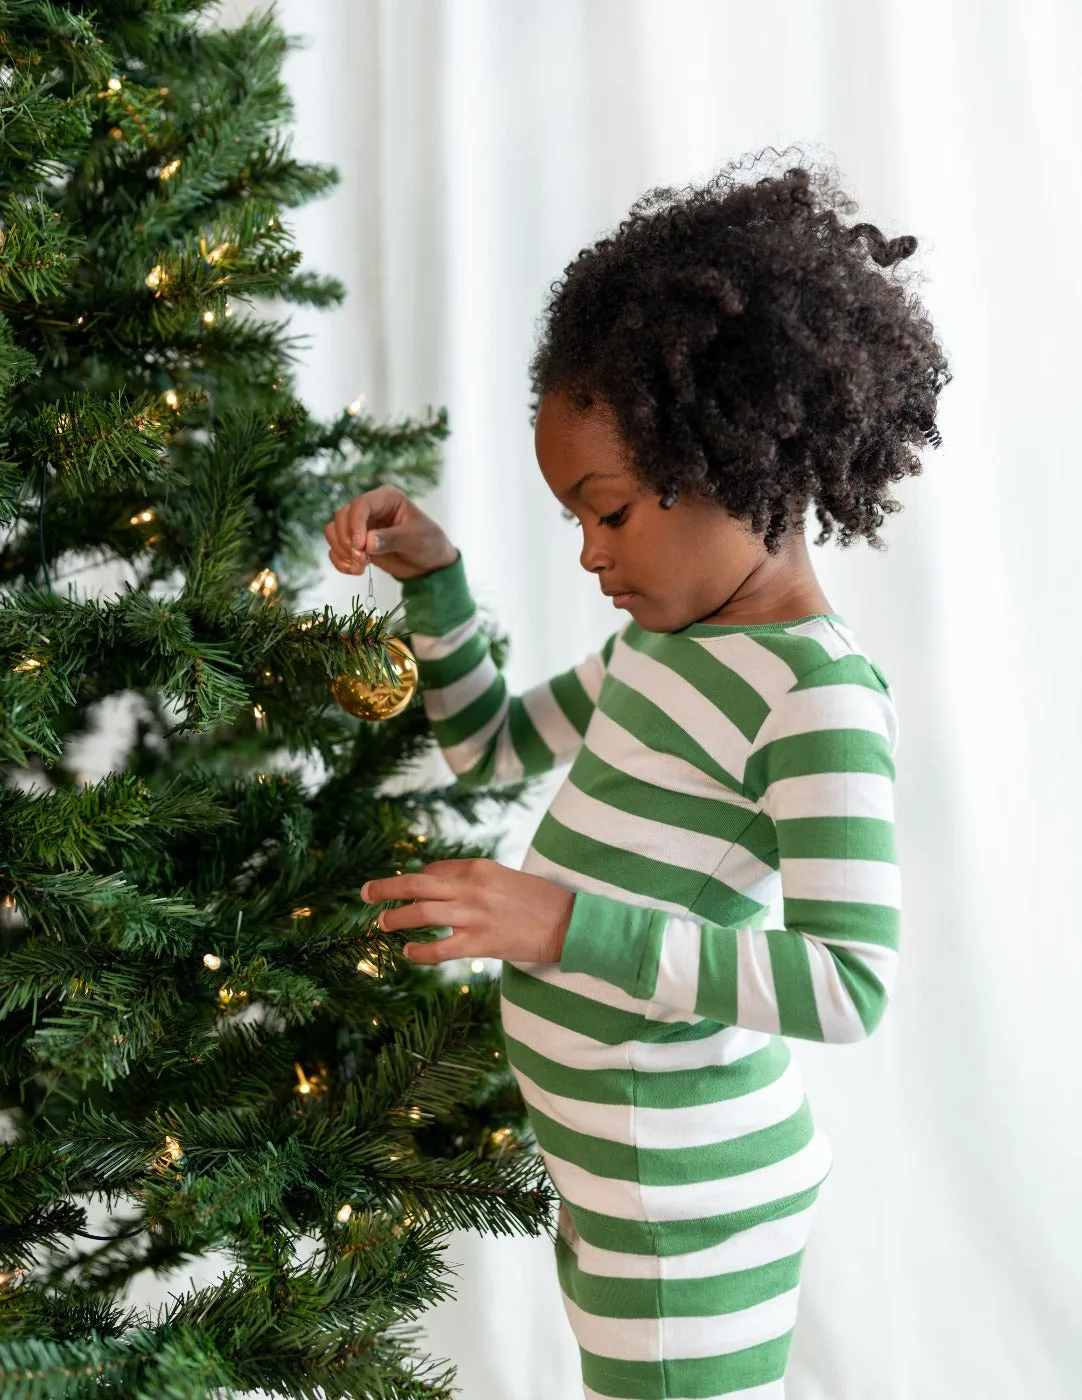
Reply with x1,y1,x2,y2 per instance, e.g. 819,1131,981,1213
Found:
0,4,554,1395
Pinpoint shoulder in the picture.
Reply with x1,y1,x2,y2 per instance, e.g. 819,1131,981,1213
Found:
741,626,899,800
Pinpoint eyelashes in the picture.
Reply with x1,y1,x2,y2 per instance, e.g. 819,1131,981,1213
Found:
561,505,628,529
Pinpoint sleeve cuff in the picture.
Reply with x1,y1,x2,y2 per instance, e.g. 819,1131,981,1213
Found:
558,889,668,999
398,549,473,635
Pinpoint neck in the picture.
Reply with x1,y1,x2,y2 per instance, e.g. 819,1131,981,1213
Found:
699,529,832,626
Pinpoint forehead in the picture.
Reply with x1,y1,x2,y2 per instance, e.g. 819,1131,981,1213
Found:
534,391,633,493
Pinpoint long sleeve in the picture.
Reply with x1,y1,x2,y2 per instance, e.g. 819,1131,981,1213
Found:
558,653,901,1043
399,549,618,788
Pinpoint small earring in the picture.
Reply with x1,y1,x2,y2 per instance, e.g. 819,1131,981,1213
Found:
660,486,678,509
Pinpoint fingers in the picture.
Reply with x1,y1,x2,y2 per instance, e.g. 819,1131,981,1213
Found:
361,866,475,905
402,935,469,965
376,899,465,936
324,509,364,573
346,484,405,552
324,485,407,574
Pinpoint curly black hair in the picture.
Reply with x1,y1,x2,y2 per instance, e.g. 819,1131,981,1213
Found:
527,146,952,554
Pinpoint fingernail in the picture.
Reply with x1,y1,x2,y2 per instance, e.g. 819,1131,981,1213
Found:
369,534,382,552
360,882,370,900
351,546,364,559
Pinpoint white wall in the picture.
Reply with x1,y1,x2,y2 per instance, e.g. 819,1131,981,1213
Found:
207,4,1082,1396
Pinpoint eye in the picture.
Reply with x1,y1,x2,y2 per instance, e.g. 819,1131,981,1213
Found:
561,505,628,529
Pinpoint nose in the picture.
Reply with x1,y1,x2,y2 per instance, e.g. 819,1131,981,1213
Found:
579,534,612,575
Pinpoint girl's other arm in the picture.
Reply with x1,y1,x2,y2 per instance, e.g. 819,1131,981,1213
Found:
558,656,900,1043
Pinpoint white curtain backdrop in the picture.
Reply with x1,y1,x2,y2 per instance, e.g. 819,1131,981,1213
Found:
196,3,1080,1396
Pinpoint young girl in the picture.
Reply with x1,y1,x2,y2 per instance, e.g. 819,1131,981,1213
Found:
326,154,950,1399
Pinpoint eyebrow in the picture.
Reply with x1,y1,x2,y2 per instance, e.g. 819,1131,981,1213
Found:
567,470,623,500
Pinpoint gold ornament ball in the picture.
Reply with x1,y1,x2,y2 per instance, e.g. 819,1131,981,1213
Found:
331,636,418,720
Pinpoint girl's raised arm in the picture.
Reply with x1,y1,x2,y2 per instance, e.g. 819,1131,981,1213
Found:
401,550,620,786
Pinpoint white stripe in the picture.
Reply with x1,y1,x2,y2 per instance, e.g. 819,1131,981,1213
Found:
571,1204,818,1280
575,651,608,704
438,695,505,774
418,651,496,721
805,936,900,1042
563,1283,802,1360
786,616,856,658
585,1385,784,1400
499,993,771,1072
692,631,799,702
504,953,700,1024
407,612,477,660
491,720,525,781
607,642,752,781
585,707,758,806
513,1055,805,1150
517,848,705,1023
778,856,901,907
652,918,702,1016
548,780,760,884
764,769,894,820
520,683,582,765
544,1133,831,1222
736,928,782,1035
753,681,893,748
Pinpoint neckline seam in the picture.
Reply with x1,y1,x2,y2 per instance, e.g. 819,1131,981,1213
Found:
675,611,846,635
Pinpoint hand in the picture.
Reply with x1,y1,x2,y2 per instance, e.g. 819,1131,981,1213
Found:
360,858,576,965
323,483,460,581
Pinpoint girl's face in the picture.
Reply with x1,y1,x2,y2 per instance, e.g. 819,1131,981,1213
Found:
534,389,801,633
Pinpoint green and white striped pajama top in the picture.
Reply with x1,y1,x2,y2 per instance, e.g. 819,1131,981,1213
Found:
399,550,900,1400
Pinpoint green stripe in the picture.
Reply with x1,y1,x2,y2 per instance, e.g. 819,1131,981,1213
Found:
782,897,900,950
695,924,739,1024
775,814,897,861
499,965,723,1044
500,1033,789,1109
830,945,889,1034
563,1183,822,1256
579,1331,794,1397
399,548,474,632
548,666,596,736
500,964,648,1044
526,1099,815,1186
744,725,894,803
570,745,766,843
507,695,556,773
597,677,744,792
766,928,824,1041
428,671,505,748
556,1231,806,1317
413,625,489,688
796,652,888,690
532,815,766,926
623,624,771,739
748,631,838,673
